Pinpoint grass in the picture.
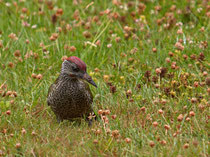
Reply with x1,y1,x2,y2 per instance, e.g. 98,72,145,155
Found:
0,0,209,156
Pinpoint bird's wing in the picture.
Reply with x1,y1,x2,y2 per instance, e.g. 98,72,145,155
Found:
47,77,59,106
47,83,56,97
84,81,93,102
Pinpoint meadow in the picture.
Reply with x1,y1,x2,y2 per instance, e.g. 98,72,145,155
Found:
0,0,209,156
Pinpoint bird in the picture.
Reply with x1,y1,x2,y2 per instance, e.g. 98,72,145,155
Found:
47,56,97,124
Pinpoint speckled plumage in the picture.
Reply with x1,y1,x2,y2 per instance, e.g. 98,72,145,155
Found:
47,58,96,122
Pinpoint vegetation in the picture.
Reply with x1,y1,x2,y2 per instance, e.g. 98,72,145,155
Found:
0,0,209,156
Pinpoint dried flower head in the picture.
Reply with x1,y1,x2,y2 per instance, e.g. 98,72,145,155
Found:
168,51,174,57
153,121,158,127
149,141,155,147
183,143,189,149
140,106,146,112
93,139,98,144
112,130,120,138
177,114,183,122
175,42,184,51
111,114,117,119
56,8,63,16
36,74,43,80
125,138,131,143
83,31,91,38
160,140,167,145
191,98,197,103
152,48,157,53
164,125,170,130
98,109,103,115
69,46,76,52
158,109,163,114
14,50,21,57
6,110,11,115
189,111,195,117
15,143,21,149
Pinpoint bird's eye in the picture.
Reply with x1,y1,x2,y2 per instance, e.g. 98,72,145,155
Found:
73,66,80,72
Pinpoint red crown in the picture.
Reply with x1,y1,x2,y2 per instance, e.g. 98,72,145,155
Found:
67,56,87,72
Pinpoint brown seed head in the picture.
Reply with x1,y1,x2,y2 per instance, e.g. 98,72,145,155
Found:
6,110,11,115
95,129,101,135
183,54,188,60
168,51,174,57
31,131,36,136
160,140,167,145
189,111,195,117
93,139,98,144
125,138,131,143
155,68,161,75
191,98,197,103
186,117,190,121
21,128,26,134
153,121,158,127
10,100,15,104
8,33,18,40
61,56,68,61
69,46,76,52
155,84,160,88
158,109,163,114
98,109,103,115
198,104,205,111
6,91,12,96
152,48,157,53
15,143,21,149
164,125,170,130
95,40,100,46
22,8,28,13
140,106,146,112
175,42,184,50
149,141,155,147
105,110,111,115
203,71,208,76
83,31,91,38
190,54,196,60
126,89,132,97
177,28,183,34
115,37,121,42
177,114,183,122
193,81,199,88
112,130,120,138
31,73,37,78
165,57,171,63
200,27,205,32
8,62,14,68
183,143,189,149
94,68,100,72
56,8,63,16
36,74,43,80
14,50,21,57
111,114,117,120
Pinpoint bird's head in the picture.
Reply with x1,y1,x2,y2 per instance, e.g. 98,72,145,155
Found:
61,56,97,88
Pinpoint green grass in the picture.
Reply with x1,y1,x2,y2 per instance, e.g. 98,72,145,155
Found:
0,0,209,156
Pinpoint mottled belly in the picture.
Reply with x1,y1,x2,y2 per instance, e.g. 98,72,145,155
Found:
51,91,92,120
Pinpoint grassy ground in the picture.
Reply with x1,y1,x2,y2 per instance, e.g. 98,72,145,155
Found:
0,0,209,156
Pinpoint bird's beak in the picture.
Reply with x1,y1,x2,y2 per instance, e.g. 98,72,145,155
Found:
83,73,97,88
